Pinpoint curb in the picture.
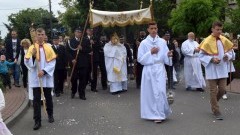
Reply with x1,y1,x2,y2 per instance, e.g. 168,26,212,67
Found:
5,90,30,128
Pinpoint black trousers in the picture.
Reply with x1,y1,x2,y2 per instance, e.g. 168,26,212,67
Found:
21,65,28,88
136,63,143,88
0,73,11,88
91,61,107,90
54,69,66,94
33,87,53,122
71,67,88,97
165,65,174,89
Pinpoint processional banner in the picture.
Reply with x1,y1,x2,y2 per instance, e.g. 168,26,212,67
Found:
89,7,152,27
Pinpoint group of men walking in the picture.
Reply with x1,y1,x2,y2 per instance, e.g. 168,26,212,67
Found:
1,20,236,130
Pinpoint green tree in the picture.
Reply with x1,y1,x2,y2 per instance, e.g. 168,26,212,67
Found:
224,0,240,34
5,8,60,40
168,0,226,37
59,0,176,41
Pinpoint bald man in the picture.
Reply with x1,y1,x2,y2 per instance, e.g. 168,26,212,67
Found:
181,32,206,91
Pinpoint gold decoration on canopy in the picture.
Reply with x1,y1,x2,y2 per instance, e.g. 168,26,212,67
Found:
89,0,153,28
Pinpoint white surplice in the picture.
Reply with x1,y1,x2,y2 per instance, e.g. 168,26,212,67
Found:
104,42,128,93
137,35,172,120
24,47,56,88
181,39,206,88
199,40,233,80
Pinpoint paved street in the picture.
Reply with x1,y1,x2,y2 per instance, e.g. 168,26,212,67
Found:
10,80,240,135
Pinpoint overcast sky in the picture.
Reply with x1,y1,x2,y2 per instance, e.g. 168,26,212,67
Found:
0,0,65,38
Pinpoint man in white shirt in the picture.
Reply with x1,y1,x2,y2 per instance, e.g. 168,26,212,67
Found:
199,22,233,120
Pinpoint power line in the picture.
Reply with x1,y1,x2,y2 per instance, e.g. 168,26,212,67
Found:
0,2,60,11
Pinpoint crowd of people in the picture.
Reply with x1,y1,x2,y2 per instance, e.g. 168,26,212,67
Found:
0,21,237,131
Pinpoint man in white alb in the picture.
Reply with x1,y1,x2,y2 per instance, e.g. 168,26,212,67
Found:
181,32,206,91
137,21,173,123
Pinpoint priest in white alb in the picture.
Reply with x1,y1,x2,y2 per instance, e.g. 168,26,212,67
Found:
137,21,173,123
25,28,56,130
104,33,128,94
181,32,206,91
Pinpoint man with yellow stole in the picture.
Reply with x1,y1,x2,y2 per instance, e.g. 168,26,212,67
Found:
199,22,233,120
25,28,56,130
104,33,128,94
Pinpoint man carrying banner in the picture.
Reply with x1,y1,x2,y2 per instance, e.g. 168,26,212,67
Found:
24,28,56,130
66,28,91,100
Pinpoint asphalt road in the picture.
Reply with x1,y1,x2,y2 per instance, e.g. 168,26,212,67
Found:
9,80,240,135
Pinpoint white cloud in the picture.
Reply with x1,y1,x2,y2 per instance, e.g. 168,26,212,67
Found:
0,0,65,38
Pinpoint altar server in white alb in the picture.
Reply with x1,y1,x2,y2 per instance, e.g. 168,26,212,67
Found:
104,33,128,95
25,28,56,130
181,32,206,92
199,22,233,120
137,21,173,123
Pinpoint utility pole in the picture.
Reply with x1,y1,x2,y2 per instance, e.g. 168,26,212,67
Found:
49,0,53,39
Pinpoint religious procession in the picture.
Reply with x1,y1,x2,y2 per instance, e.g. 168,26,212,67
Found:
0,0,240,135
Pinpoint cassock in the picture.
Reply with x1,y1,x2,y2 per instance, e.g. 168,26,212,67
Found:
181,39,206,89
104,41,127,93
137,35,172,120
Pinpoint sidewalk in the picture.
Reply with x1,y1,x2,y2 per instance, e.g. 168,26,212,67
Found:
2,86,29,127
226,78,240,93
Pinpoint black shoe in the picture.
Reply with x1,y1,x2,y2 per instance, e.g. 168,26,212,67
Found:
122,89,128,93
186,87,192,91
55,93,60,97
8,85,11,89
48,116,54,123
111,91,120,95
71,94,75,99
79,96,86,100
91,89,98,92
170,87,176,90
196,88,205,92
214,113,223,120
33,121,41,130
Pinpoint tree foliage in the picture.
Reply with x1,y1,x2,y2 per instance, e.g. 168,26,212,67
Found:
6,8,59,40
168,0,226,37
59,0,176,39
224,0,240,34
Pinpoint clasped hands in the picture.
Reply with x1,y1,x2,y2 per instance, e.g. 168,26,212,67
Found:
211,54,228,64
151,47,173,57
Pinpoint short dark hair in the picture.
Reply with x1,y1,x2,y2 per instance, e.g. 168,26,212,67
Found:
36,28,45,33
212,21,222,28
148,21,157,27
11,30,17,34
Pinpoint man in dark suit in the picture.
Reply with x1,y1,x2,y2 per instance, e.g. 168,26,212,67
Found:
4,30,21,87
133,31,146,89
85,28,96,90
91,35,108,92
120,36,133,73
52,36,67,97
66,28,92,100
162,32,179,89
